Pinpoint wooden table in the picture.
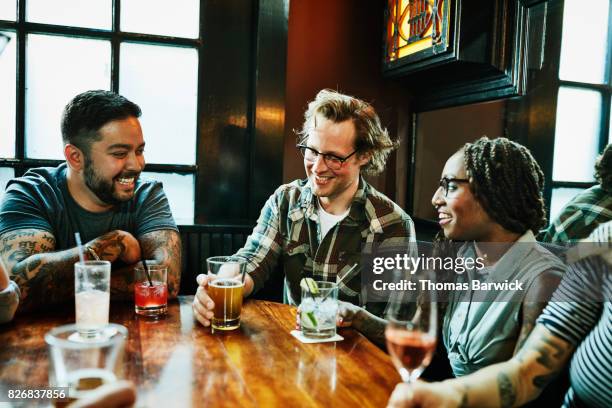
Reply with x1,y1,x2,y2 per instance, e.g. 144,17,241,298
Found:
0,297,400,407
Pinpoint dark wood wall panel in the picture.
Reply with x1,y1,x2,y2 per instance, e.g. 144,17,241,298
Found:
197,0,287,224
249,0,289,219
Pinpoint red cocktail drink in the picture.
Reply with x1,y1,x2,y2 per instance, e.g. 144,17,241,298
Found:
134,264,168,317
135,281,168,316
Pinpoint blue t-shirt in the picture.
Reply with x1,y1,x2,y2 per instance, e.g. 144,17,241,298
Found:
0,163,178,247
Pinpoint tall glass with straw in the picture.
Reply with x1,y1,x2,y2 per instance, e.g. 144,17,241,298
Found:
74,233,111,339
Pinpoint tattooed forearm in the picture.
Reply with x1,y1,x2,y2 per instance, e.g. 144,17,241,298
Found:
511,324,574,404
420,326,572,408
534,335,566,370
1,229,81,312
1,228,143,311
139,229,181,298
497,372,517,408
88,230,128,261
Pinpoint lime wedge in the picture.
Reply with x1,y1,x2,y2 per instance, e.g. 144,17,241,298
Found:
300,277,319,295
304,311,318,328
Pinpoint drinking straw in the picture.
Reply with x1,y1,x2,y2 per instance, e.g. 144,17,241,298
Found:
142,259,154,287
240,262,246,283
74,233,85,264
321,263,359,302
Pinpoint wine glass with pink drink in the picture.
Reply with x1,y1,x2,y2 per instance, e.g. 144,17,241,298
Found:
384,269,437,383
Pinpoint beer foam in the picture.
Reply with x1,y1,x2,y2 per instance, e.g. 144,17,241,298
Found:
209,277,244,288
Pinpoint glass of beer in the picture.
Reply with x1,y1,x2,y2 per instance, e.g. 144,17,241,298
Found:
45,323,127,406
206,256,247,330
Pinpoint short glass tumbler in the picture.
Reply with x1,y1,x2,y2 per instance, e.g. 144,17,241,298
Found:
134,264,168,317
300,281,339,339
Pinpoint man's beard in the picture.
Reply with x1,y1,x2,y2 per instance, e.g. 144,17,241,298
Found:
83,158,137,206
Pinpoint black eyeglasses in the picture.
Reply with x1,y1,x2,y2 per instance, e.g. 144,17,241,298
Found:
438,177,469,197
296,144,358,171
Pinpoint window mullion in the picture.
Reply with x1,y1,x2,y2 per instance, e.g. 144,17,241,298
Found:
111,0,120,93
600,89,611,149
15,0,26,177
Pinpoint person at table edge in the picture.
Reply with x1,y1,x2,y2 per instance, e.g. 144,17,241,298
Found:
193,89,416,346
387,221,612,408
0,90,181,313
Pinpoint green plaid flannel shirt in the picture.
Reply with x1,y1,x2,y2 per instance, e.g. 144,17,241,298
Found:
540,186,612,244
235,177,416,317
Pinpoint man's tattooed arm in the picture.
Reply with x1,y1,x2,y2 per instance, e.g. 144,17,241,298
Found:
0,229,66,312
108,229,182,299
0,229,141,311
139,229,181,298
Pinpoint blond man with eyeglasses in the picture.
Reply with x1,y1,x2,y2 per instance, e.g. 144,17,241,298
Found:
193,89,416,346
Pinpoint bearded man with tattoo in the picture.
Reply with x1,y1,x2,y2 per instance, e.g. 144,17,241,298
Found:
0,90,181,313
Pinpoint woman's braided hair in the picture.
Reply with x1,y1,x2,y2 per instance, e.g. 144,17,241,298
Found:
429,137,547,320
463,136,547,235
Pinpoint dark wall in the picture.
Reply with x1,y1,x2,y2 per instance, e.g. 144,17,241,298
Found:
283,0,412,201
197,0,254,224
413,100,507,220
197,0,287,224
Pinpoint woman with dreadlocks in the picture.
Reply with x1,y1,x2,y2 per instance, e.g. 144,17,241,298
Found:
430,137,566,378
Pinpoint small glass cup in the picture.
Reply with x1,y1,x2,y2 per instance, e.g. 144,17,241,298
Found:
206,256,247,330
45,323,127,405
300,281,339,339
134,264,168,317
74,261,111,339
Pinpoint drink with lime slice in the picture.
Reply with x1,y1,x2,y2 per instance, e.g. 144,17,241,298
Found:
299,279,338,339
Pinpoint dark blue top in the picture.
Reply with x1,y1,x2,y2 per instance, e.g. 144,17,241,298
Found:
0,163,178,248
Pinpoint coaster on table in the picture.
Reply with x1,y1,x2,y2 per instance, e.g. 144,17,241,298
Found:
290,330,343,343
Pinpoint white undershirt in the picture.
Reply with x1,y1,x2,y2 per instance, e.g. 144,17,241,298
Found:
317,199,350,240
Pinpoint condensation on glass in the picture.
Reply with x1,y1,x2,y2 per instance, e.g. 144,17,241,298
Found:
552,87,601,182
121,0,199,39
0,31,16,158
0,167,15,202
119,42,197,165
550,187,584,222
26,34,111,159
27,0,112,29
141,172,194,225
559,0,610,84
0,1,16,21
